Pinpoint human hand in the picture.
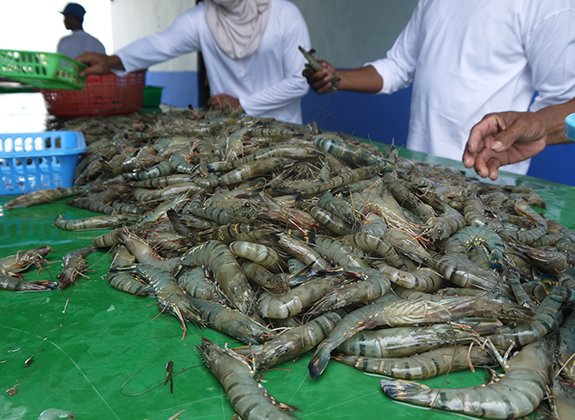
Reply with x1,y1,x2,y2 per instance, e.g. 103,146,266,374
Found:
75,53,124,76
463,111,547,180
302,60,338,95
207,94,241,109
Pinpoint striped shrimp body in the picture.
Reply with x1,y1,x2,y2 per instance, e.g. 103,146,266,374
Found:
107,245,148,296
436,253,514,299
218,157,292,185
556,309,575,383
197,337,296,420
303,204,354,236
373,262,446,292
354,191,420,236
499,198,548,245
4,186,84,210
336,324,481,359
235,311,345,368
92,229,124,248
181,240,260,320
311,235,369,268
229,241,287,273
57,246,96,290
422,204,466,242
308,295,478,379
444,225,505,270
317,190,361,230
395,288,535,324
53,214,138,231
207,145,321,172
118,230,181,274
272,162,390,197
187,296,273,344
463,194,504,231
0,273,57,291
135,264,203,336
381,339,552,419
384,175,436,223
341,232,406,269
487,286,569,350
313,133,387,167
242,262,289,293
275,232,330,271
175,266,216,301
308,267,391,315
257,274,347,319
336,345,495,380
386,230,433,267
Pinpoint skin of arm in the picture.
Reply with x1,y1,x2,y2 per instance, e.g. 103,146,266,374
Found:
463,97,575,180
76,52,125,76
302,62,383,94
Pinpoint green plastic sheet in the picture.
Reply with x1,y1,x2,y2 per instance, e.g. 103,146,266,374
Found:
1,148,573,420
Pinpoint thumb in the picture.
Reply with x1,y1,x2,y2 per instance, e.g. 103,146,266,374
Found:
490,121,528,152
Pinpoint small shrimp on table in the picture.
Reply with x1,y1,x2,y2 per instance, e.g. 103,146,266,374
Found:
57,246,96,290
0,273,57,292
380,339,552,419
0,245,51,275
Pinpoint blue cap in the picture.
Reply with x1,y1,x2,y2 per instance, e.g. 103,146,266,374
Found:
60,3,86,20
564,113,575,142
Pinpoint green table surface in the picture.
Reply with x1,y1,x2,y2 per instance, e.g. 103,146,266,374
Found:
1,147,573,420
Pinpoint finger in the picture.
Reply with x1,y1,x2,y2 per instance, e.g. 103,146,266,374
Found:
490,119,533,152
473,148,494,179
486,158,502,181
467,115,501,154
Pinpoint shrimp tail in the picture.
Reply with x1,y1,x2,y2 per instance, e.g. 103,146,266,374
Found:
308,345,331,380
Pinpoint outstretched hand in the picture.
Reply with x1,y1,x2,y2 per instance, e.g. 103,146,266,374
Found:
75,52,124,77
462,111,547,181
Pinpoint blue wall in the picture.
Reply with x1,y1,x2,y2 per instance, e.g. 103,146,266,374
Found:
301,86,412,149
145,71,202,108
146,70,575,187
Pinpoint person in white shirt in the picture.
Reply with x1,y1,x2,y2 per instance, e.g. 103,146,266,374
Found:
77,0,311,125
57,3,106,59
304,0,575,175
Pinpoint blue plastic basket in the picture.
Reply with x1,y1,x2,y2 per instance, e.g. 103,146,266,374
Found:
0,131,86,195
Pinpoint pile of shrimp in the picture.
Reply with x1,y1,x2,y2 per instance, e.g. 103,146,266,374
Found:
4,107,575,419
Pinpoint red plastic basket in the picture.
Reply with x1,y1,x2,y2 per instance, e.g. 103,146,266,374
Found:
41,71,145,117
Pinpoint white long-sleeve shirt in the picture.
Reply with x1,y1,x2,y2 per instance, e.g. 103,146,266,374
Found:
57,30,106,60
367,0,575,175
115,0,310,124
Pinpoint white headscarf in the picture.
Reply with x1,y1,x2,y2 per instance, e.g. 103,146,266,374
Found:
204,0,271,60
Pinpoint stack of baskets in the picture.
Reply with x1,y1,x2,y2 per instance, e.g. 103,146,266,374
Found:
42,71,146,118
0,49,145,118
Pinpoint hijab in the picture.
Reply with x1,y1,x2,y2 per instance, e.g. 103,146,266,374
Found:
204,0,271,59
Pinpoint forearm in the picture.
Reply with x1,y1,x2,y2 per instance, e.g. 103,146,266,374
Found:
536,97,575,145
240,75,308,115
335,65,383,93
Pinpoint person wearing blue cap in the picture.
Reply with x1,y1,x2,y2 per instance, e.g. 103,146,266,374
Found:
57,2,105,60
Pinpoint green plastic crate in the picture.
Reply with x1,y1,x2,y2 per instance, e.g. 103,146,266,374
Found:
142,85,163,108
0,49,87,90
